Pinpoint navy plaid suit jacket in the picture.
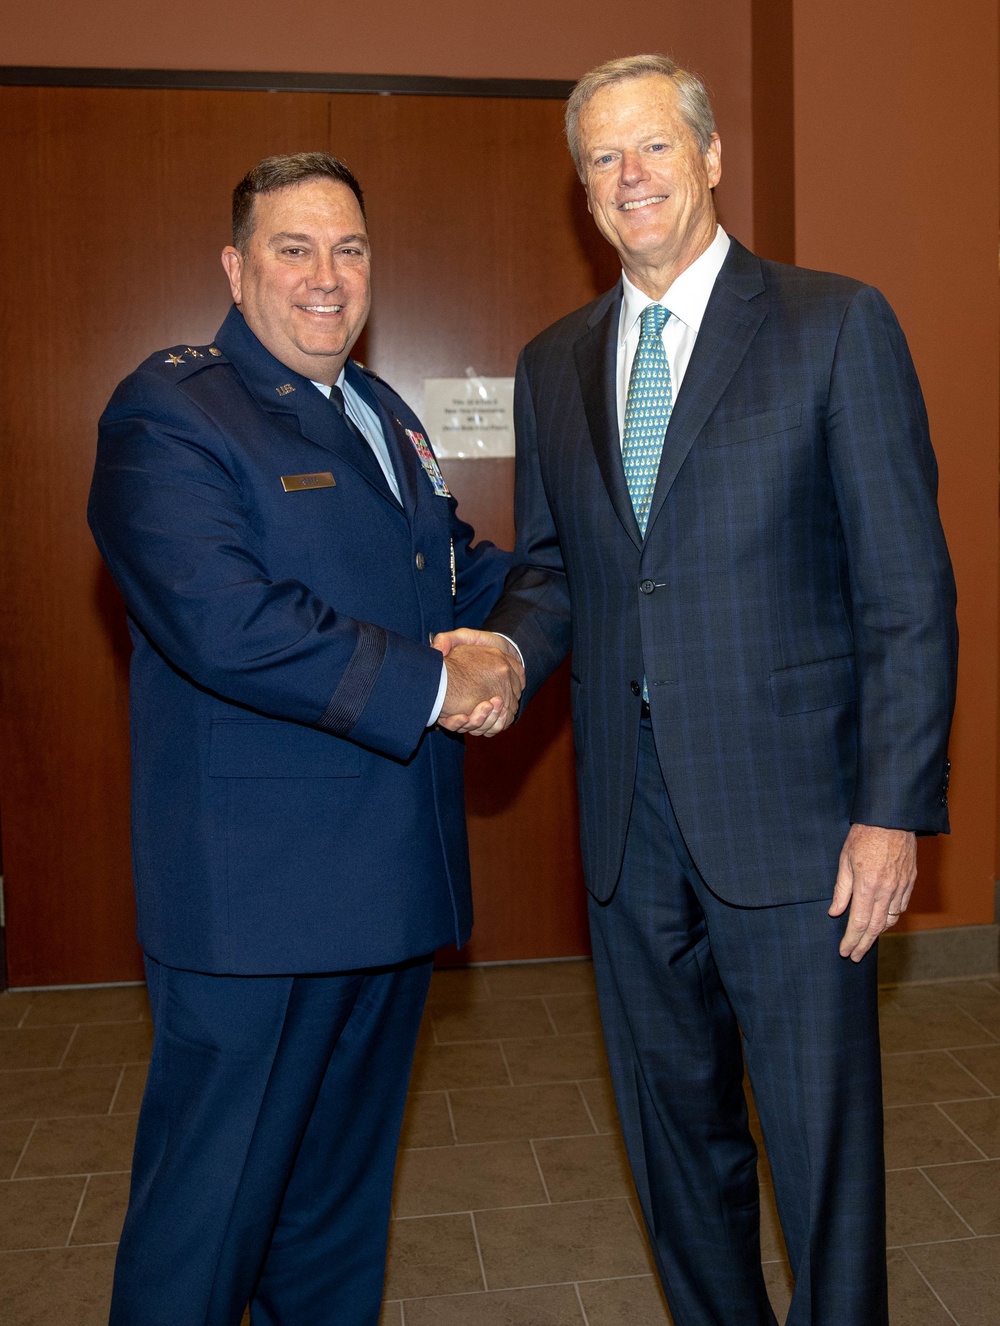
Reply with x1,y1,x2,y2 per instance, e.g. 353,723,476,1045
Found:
487,238,958,905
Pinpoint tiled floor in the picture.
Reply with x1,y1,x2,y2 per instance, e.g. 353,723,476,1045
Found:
1,965,999,1325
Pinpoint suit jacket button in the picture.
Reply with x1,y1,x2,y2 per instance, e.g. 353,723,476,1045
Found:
639,579,656,594
415,552,426,570
630,680,641,696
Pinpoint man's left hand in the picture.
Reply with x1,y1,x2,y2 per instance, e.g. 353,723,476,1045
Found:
829,824,917,962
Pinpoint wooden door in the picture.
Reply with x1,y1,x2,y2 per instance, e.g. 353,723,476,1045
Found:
0,86,611,984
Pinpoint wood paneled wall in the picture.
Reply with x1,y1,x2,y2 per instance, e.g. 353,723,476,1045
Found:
0,87,607,984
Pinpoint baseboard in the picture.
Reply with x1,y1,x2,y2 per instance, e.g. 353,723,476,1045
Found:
878,923,1000,984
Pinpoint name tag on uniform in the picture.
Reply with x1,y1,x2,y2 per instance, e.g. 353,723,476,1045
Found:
281,472,336,492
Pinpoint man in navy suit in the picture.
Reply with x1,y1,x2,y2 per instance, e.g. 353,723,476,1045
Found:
89,152,520,1325
439,56,958,1325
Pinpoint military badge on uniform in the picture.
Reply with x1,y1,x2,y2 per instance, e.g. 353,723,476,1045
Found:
404,429,451,497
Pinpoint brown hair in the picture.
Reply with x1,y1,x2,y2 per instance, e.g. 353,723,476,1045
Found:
232,152,366,251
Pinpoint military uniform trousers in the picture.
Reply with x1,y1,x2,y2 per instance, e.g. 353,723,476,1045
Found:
588,719,887,1326
109,953,433,1326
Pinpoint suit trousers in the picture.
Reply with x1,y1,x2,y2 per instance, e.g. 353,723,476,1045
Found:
588,720,887,1326
109,952,433,1326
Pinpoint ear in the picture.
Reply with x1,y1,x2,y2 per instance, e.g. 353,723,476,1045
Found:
705,134,722,189
221,247,243,304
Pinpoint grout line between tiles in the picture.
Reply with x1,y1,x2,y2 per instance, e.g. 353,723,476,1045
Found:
538,997,561,1037
528,1138,553,1204
901,1248,961,1324
442,1091,458,1146
106,1066,128,1116
576,1081,601,1135
918,1165,980,1236
394,1271,660,1305
65,1173,91,1246
15,999,35,1030
1,1239,120,1253
932,1102,993,1160
9,1120,38,1180
574,1281,592,1325
57,1025,80,1069
468,1210,489,1292
943,1048,997,1098
495,1040,516,1087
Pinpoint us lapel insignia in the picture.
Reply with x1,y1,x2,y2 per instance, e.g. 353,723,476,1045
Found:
404,427,450,497
275,383,296,396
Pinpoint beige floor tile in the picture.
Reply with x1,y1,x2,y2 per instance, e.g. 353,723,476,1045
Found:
399,1092,455,1149
427,967,492,1009
940,981,1000,1037
449,1083,594,1144
393,1141,545,1216
0,1244,117,1326
403,1284,585,1325
884,1105,981,1168
502,1034,608,1086
70,1172,131,1245
0,995,34,1031
578,1274,673,1325
17,1115,137,1178
0,1068,122,1122
885,1168,971,1245
410,1040,510,1092
110,1064,147,1114
432,998,555,1044
940,1098,1000,1157
578,1078,620,1134
0,1122,33,1180
484,961,596,999
758,1181,788,1264
886,1249,954,1326
0,1177,87,1251
543,994,604,1036
951,1044,1000,1094
64,1022,153,1068
476,1198,650,1288
908,1236,1000,1325
926,1160,1000,1234
0,1028,74,1072
22,988,149,1028
878,987,996,1052
379,1304,401,1325
533,1133,632,1202
761,1261,793,1325
383,1213,483,1298
882,1050,991,1106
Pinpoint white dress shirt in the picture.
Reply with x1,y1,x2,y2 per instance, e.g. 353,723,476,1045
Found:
312,374,449,725
616,225,731,439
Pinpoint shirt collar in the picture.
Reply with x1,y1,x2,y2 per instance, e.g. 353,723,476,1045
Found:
619,225,731,345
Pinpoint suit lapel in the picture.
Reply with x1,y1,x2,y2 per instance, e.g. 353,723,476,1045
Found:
644,242,768,536
345,362,419,517
573,284,643,550
214,306,404,512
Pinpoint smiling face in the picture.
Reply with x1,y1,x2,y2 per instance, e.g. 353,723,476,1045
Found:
577,74,722,298
221,177,371,384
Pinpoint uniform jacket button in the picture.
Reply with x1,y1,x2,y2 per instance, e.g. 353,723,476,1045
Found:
630,680,642,696
415,552,425,570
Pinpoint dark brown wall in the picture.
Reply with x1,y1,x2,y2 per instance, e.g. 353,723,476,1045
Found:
0,0,755,248
794,0,1000,930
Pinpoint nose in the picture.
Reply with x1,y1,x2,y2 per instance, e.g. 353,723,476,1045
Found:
619,150,648,189
310,251,340,290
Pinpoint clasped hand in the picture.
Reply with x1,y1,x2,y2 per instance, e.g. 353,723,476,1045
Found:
433,629,525,737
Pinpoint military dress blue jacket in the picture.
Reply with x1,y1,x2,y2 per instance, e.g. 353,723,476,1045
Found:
89,305,510,974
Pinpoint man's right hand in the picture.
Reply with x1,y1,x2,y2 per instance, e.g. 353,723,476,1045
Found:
434,630,525,736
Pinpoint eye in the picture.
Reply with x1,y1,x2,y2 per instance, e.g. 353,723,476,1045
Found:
595,153,615,166
648,142,668,153
281,247,306,256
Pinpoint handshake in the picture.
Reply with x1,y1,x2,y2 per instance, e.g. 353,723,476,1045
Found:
432,629,526,737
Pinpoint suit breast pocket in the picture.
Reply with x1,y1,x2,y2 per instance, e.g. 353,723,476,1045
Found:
209,719,361,778
700,404,802,449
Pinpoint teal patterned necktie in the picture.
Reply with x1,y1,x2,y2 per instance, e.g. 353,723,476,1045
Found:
622,303,673,537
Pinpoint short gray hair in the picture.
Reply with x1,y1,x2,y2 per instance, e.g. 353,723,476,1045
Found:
565,54,717,178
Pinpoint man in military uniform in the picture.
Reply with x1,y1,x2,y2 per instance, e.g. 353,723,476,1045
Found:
89,152,520,1326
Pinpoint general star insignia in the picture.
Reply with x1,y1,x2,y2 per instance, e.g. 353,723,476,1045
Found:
164,353,185,366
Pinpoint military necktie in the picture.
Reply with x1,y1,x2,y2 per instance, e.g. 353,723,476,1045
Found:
328,383,393,497
622,302,673,537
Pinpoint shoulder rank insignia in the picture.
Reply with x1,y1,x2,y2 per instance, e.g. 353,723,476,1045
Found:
164,353,185,366
404,427,450,497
